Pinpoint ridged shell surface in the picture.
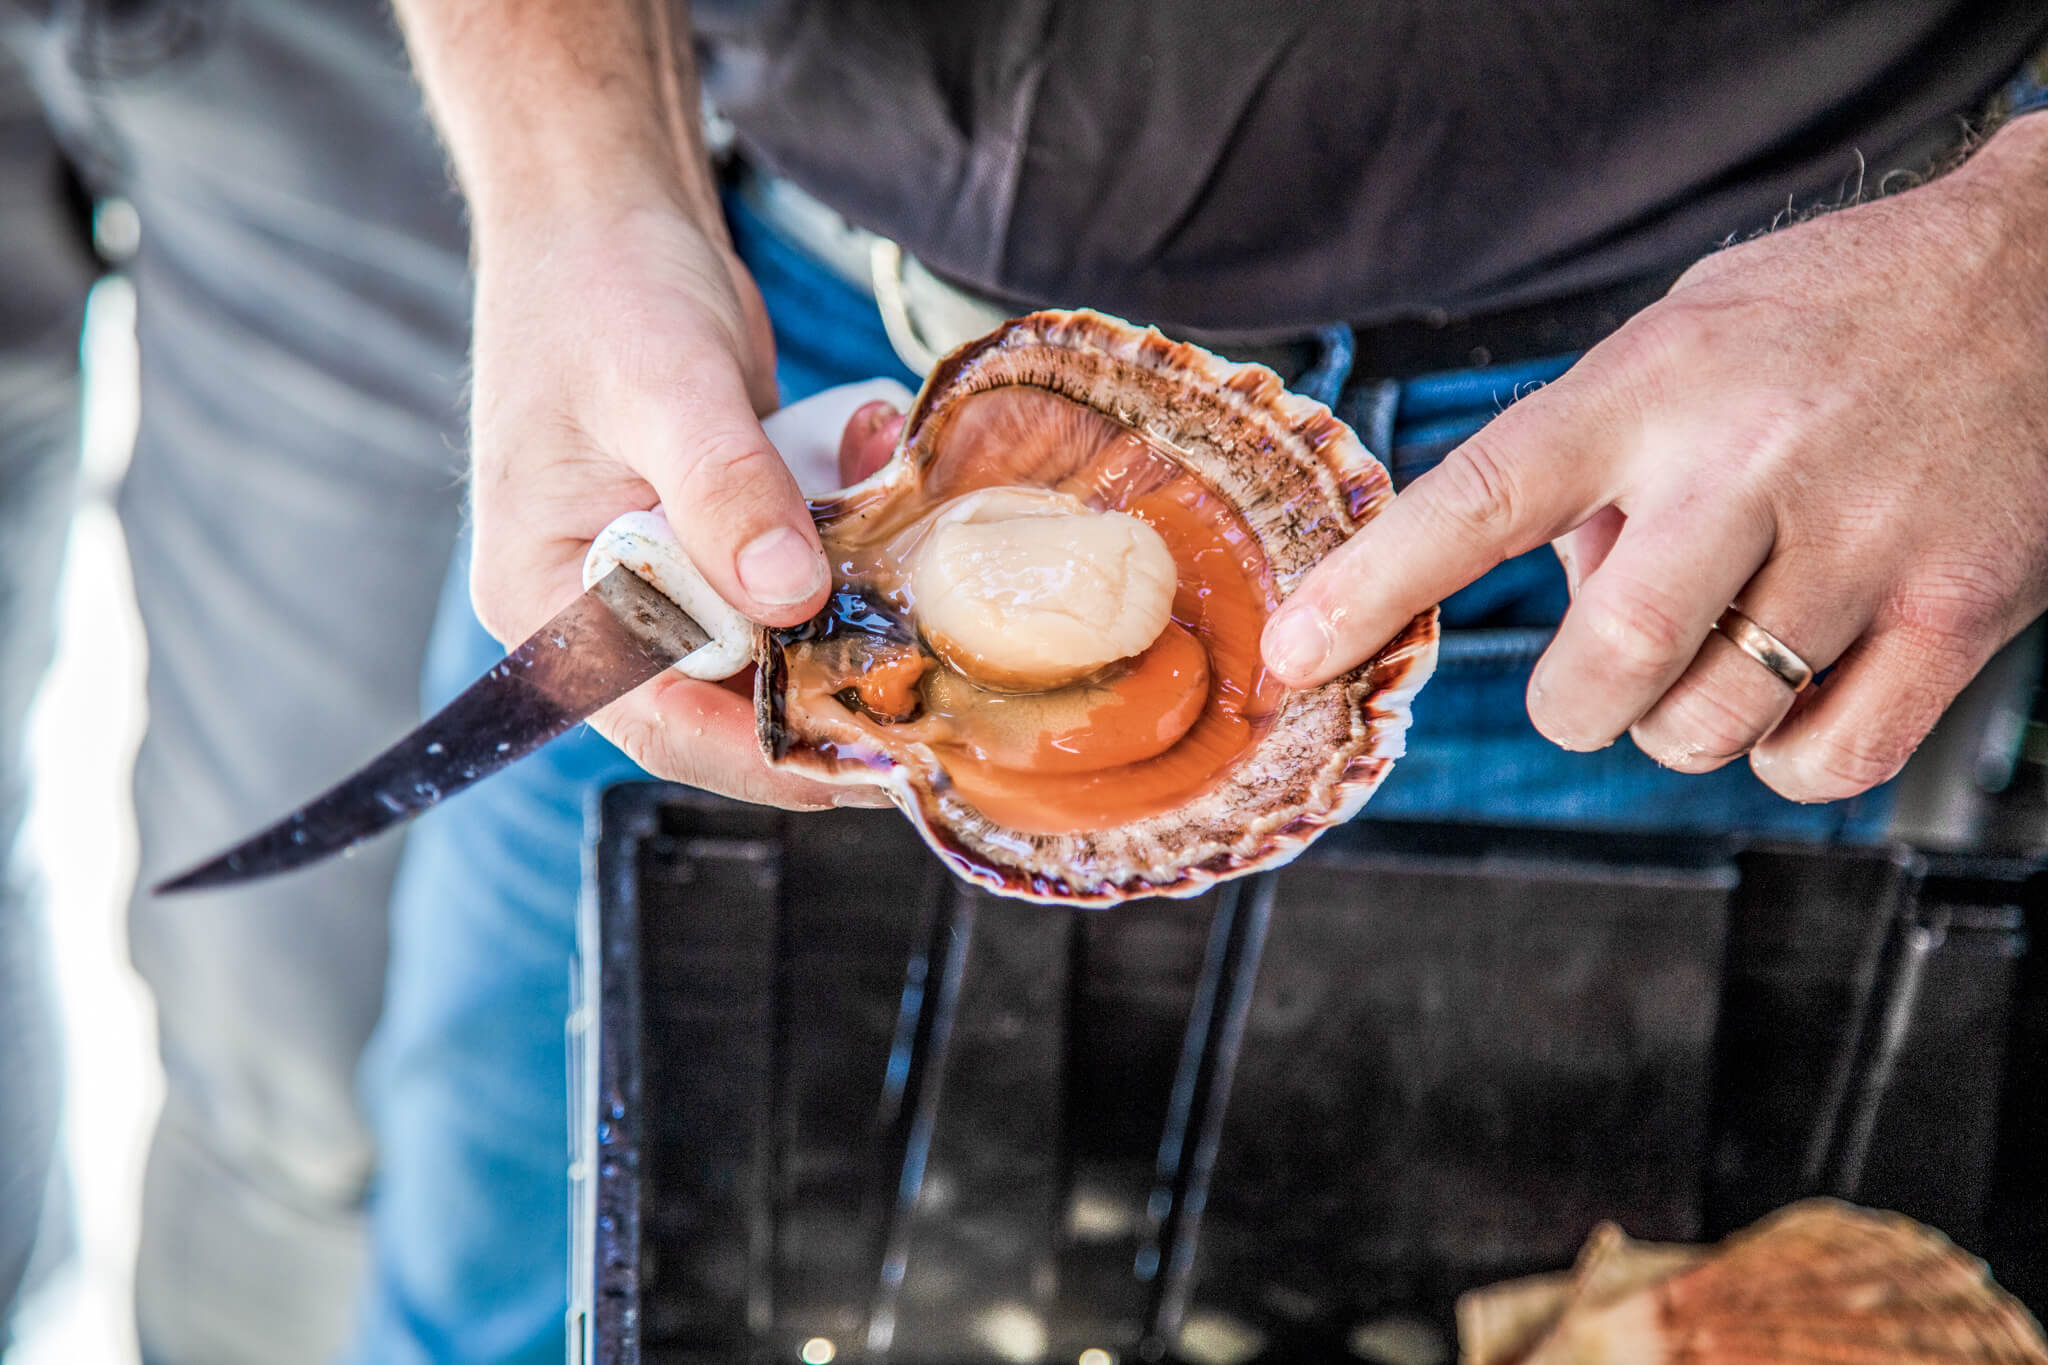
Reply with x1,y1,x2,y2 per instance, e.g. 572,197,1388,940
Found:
757,309,1438,905
1463,1200,2048,1365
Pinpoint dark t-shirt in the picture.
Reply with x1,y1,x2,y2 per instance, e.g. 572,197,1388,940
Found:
696,2,2048,334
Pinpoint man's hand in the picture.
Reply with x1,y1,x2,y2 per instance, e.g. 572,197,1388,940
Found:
469,203,877,807
395,0,885,808
1262,114,2048,802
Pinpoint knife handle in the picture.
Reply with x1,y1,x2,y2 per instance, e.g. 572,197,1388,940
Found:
582,510,756,681
579,378,918,681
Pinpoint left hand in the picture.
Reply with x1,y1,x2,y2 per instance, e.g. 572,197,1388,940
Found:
1260,113,2048,802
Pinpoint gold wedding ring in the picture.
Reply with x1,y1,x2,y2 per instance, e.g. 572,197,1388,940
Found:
1713,607,1814,692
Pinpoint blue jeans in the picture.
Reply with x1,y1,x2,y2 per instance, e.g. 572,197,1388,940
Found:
345,192,1890,1362
5,4,471,1361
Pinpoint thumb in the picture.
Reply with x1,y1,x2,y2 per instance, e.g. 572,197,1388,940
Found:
621,353,830,628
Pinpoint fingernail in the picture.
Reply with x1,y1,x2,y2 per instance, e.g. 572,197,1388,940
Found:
1263,608,1332,682
736,527,826,605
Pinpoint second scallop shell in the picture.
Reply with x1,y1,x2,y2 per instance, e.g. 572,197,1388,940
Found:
1458,1200,2048,1365
757,309,1439,905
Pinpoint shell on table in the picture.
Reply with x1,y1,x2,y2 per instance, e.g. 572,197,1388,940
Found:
755,308,1438,905
1457,1200,2048,1365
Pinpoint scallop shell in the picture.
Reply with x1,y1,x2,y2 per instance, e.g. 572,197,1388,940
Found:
1460,1223,1713,1365
1458,1200,2048,1365
757,309,1439,905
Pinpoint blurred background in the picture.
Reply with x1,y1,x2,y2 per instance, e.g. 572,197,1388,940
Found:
10,271,163,1365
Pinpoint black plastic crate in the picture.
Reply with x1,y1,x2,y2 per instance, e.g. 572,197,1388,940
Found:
574,784,2042,1365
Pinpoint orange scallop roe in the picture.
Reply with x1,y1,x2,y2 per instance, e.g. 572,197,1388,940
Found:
787,386,1287,836
1026,622,1210,773
850,648,931,721
923,621,1211,776
933,479,1283,835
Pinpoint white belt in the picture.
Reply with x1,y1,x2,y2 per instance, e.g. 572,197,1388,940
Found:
738,170,1015,376
737,166,1326,387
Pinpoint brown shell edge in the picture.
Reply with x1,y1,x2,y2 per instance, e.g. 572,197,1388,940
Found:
761,308,1439,907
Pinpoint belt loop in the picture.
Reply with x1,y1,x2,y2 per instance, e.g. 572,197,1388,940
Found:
1293,323,1356,409
1340,377,1402,471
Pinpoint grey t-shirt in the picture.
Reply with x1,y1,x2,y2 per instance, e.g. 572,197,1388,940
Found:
697,1,2047,333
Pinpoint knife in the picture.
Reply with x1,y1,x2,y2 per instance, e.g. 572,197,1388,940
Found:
152,378,918,896
154,559,711,893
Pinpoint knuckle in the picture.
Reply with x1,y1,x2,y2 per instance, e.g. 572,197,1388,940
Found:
1777,726,1917,802
1576,578,1698,684
674,434,786,519
1872,599,2005,717
1600,301,1714,400
600,706,738,801
1912,190,2012,289
1613,303,1700,369
1891,570,2008,651
1669,250,1731,292
600,707,669,776
1425,436,1525,548
1640,679,1774,772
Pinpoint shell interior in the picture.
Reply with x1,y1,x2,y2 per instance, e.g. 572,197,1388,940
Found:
757,310,1438,905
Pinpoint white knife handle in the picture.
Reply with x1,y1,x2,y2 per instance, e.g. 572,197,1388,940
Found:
578,378,917,682
581,509,756,681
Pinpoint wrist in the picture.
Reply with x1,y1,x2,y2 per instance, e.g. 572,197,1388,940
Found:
463,141,711,262
395,0,727,256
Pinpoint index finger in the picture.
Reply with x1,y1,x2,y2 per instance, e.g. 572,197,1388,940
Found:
593,673,890,810
1259,377,1623,686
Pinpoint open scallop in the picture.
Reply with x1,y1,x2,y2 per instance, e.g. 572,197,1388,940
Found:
759,309,1438,905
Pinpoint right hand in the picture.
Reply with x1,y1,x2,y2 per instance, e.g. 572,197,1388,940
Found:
466,201,891,809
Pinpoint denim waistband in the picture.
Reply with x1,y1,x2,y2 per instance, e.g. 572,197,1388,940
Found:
1282,319,1579,489
1377,356,1581,489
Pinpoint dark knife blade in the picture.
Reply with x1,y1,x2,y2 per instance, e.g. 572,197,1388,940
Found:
155,565,711,894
